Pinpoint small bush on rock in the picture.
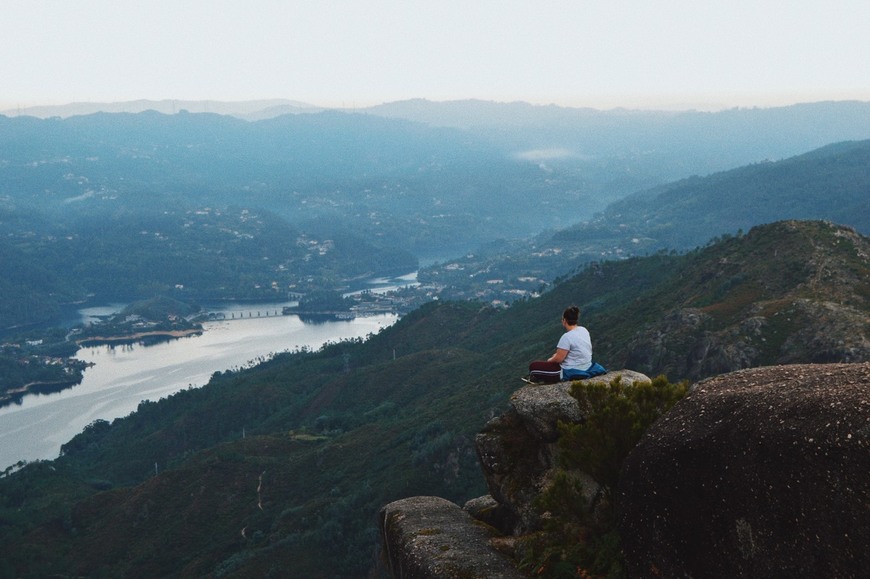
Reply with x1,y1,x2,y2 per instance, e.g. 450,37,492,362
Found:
520,375,687,578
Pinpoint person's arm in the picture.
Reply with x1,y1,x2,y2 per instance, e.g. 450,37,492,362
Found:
548,348,568,364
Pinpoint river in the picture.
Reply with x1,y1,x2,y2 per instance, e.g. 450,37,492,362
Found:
0,308,397,470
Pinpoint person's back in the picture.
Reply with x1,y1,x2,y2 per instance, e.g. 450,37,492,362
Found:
557,324,592,374
526,305,605,382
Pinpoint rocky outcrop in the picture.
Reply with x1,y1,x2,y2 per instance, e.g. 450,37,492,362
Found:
475,370,651,534
626,300,870,381
381,363,870,577
379,496,525,579
618,362,870,578
622,221,870,382
379,370,649,576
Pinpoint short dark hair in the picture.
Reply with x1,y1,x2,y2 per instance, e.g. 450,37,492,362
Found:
563,305,580,325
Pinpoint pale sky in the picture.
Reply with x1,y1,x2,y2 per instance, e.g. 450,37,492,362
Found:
1,0,868,111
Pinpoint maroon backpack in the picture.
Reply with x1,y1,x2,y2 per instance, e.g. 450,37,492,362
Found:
527,360,562,384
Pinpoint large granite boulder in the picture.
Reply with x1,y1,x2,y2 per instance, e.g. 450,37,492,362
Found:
618,363,870,578
379,496,526,578
475,370,651,534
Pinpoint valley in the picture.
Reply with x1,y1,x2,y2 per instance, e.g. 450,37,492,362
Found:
0,100,868,577
0,309,398,469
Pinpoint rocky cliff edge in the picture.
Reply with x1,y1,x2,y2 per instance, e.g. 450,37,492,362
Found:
379,370,650,577
379,364,869,577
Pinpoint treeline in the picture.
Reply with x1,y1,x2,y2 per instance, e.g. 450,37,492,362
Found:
0,206,416,330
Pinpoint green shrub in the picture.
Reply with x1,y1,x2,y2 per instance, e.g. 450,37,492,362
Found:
520,375,687,578
560,375,688,499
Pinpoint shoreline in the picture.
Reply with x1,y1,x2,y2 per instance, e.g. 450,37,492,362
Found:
76,328,203,346
0,378,82,408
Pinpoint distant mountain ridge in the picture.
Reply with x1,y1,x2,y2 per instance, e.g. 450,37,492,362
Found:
7,98,870,184
1,98,321,119
3,100,868,242
366,99,870,190
0,109,593,255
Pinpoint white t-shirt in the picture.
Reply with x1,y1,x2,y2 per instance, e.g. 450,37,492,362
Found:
556,326,592,371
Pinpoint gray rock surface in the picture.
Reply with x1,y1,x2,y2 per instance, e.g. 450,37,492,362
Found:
379,495,525,578
511,370,652,441
476,371,651,533
618,362,870,578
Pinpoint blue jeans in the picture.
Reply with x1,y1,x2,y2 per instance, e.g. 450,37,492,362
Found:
562,362,607,380
562,367,589,380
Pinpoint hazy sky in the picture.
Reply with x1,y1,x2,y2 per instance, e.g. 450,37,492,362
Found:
2,0,868,110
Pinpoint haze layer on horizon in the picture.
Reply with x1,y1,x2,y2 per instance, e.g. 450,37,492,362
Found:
1,1,868,112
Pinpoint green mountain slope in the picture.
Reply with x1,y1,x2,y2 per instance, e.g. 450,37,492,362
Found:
421,139,870,302
0,220,867,577
599,139,870,249
0,205,417,330
588,221,870,379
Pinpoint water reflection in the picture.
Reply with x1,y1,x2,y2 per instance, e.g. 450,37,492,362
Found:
0,312,396,469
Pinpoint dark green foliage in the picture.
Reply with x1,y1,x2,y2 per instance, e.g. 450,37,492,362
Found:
410,420,453,466
58,419,112,457
0,242,76,328
520,375,687,578
0,330,88,403
120,296,199,319
560,376,688,497
296,289,352,313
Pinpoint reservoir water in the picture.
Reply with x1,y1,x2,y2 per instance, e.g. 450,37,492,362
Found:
0,309,397,470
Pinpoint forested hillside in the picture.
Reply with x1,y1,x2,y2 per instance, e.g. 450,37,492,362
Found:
1,220,866,577
598,139,870,248
0,110,594,255
0,205,416,329
3,103,869,331
0,109,593,329
421,139,870,301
